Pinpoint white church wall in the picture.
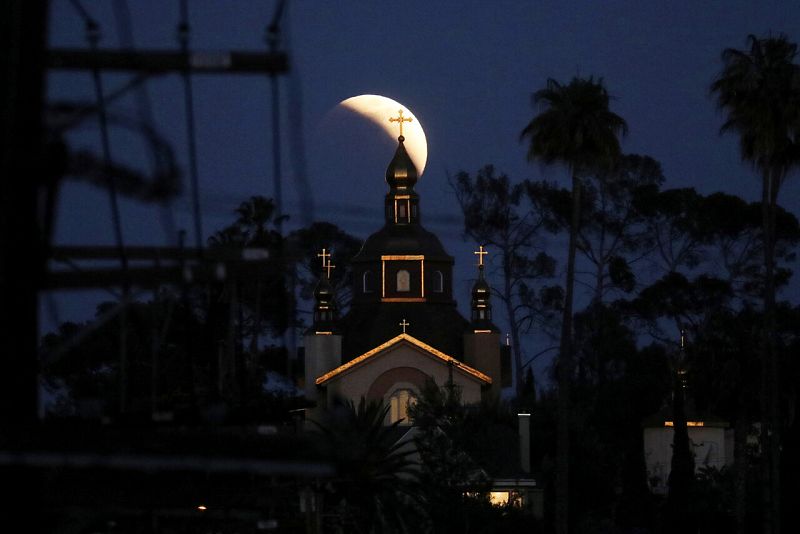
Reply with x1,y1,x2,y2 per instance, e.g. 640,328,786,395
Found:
303,334,342,401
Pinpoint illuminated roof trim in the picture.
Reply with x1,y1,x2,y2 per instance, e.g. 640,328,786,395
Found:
381,255,424,261
315,332,492,385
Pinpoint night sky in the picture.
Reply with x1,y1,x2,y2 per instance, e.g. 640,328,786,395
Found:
46,1,800,384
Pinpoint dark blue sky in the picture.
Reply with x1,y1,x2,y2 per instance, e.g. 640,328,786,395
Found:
46,1,800,381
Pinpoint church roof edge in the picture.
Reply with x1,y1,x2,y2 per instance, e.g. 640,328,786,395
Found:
315,332,492,386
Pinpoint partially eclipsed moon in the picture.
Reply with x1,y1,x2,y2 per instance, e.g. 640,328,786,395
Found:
339,94,428,176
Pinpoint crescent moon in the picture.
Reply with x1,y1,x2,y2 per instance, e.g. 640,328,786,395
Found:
339,94,428,176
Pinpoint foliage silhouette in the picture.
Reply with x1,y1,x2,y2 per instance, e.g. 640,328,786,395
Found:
522,75,628,534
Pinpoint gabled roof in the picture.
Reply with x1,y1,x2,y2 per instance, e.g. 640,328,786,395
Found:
315,332,492,386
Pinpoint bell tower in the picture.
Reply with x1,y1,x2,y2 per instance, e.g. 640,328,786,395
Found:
303,249,341,402
463,245,502,399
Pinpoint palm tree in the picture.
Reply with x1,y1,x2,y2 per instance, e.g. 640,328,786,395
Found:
313,398,421,532
521,76,627,534
711,34,800,534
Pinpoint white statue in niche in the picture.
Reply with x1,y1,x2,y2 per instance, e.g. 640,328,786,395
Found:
397,269,410,292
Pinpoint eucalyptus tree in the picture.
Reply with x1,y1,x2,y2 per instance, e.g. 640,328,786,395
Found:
450,165,561,395
698,193,799,305
712,34,800,534
636,187,707,275
579,154,663,301
521,76,627,534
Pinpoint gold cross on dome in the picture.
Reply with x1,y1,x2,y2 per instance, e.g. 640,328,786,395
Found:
324,259,336,279
389,109,413,137
474,245,488,266
399,318,410,334
317,248,331,269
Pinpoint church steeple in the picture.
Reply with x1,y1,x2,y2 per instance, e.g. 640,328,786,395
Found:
304,249,343,403
385,110,420,225
471,245,495,330
312,249,338,333
464,244,502,399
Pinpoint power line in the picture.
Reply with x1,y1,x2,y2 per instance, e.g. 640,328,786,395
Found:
283,1,315,227
266,0,286,236
178,0,204,251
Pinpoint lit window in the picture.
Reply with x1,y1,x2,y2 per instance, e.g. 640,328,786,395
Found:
489,492,509,506
389,389,417,425
397,270,410,292
398,203,407,220
488,490,524,507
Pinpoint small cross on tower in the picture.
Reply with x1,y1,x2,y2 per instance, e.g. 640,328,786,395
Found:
317,248,331,269
324,259,336,279
389,109,413,138
474,244,488,267
399,318,410,334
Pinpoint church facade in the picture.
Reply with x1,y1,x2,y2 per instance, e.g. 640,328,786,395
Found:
302,129,504,421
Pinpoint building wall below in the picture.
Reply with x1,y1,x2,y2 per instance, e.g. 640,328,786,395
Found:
643,426,732,494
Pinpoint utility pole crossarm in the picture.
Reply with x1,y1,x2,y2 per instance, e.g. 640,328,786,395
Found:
47,49,289,74
51,245,269,262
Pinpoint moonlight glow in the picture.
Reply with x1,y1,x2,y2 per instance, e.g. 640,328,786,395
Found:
339,94,428,176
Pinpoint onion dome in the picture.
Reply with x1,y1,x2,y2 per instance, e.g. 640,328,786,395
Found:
385,136,418,190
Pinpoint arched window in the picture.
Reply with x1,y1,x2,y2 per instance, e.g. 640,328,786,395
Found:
389,389,417,425
362,271,373,293
433,270,444,293
396,269,410,292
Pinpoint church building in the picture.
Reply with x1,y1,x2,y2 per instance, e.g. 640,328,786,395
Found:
303,124,504,423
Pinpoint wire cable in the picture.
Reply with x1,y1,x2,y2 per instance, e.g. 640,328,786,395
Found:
267,0,286,236
178,0,204,252
265,0,295,372
283,1,314,227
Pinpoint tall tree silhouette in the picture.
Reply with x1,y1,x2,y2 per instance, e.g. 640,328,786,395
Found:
712,34,800,534
521,76,627,534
